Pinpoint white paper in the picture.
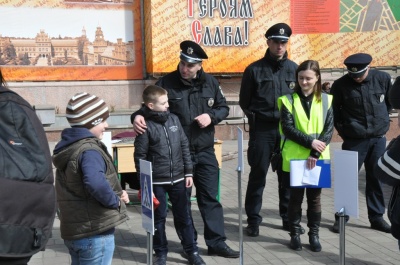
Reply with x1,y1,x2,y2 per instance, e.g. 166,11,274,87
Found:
302,166,321,185
290,160,321,186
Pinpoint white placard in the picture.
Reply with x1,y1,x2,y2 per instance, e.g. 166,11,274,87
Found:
101,131,112,157
333,150,359,218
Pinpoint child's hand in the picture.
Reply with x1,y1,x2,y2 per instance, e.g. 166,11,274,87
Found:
186,177,193,188
121,190,130,204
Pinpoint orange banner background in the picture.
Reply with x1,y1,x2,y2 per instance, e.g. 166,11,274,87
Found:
146,0,400,74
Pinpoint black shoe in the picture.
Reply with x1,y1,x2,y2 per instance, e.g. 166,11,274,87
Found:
331,213,349,233
370,218,391,233
309,235,321,252
283,220,305,234
187,252,206,265
246,225,259,237
290,235,302,251
153,254,167,265
208,244,240,258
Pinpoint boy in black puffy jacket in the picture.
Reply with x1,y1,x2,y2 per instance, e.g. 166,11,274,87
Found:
134,85,205,265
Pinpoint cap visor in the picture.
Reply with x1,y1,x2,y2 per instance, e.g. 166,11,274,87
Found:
180,54,202,64
348,70,367,79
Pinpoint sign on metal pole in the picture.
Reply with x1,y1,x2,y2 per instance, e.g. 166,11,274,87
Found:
140,159,154,265
333,150,359,218
237,127,244,265
333,150,359,265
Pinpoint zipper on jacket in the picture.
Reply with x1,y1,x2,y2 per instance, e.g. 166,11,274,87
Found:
162,125,174,185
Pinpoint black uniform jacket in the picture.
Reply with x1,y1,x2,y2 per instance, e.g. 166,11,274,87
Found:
239,49,298,125
330,70,392,139
155,68,229,153
134,109,192,184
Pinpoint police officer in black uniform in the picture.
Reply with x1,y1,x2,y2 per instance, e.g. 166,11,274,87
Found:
131,41,239,260
239,23,302,237
330,53,392,233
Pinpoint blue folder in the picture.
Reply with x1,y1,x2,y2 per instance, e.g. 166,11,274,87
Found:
290,159,331,188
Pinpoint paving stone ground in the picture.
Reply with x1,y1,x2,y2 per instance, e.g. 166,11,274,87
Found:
28,141,400,265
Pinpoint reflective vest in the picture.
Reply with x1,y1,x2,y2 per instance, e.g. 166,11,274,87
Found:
277,93,332,172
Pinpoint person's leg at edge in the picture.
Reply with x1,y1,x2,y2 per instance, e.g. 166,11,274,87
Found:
169,181,205,264
306,188,322,252
64,234,115,265
365,137,390,232
168,181,197,254
245,127,274,236
153,185,169,262
288,184,305,251
194,149,239,258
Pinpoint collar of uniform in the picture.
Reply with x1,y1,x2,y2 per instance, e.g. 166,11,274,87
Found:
264,48,288,62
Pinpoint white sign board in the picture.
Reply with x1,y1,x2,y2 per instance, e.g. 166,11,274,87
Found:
140,159,154,234
101,131,113,157
333,150,359,218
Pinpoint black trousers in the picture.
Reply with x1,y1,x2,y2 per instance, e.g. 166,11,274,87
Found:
342,136,387,220
176,148,227,249
245,121,290,226
153,181,197,255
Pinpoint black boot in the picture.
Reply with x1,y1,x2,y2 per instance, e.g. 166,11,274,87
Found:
331,212,349,233
289,211,302,251
307,211,322,252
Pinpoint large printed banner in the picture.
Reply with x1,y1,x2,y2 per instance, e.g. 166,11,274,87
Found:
0,0,143,81
146,0,400,74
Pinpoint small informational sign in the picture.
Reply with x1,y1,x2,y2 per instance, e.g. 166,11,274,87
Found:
101,131,112,157
140,159,154,235
334,150,359,218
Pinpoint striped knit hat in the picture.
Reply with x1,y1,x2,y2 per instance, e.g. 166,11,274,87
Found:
66,92,109,129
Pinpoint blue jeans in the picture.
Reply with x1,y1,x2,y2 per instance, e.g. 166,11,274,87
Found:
64,234,115,265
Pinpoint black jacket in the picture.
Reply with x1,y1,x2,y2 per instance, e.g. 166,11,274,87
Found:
154,68,229,153
239,49,297,125
330,70,392,139
134,109,193,184
375,136,400,239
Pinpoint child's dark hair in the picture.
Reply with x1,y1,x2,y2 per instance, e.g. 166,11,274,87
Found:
142,85,167,104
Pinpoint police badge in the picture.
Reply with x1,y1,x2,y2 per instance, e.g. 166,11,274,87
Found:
187,47,194,54
380,94,384,103
289,82,295,89
208,98,214,107
279,28,285,35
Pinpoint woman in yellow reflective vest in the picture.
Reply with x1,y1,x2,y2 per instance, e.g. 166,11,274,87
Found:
277,60,334,252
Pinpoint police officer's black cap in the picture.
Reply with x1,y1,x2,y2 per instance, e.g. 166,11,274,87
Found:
265,23,292,42
344,53,372,78
390,76,400,109
179,40,208,64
